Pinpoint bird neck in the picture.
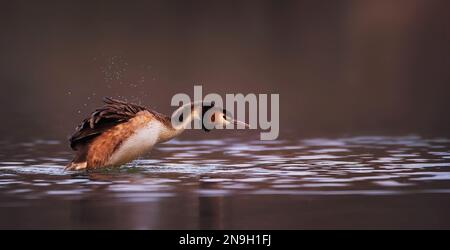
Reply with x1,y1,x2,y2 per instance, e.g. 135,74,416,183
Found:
157,103,198,143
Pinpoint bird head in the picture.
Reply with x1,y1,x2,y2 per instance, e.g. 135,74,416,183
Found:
201,102,250,132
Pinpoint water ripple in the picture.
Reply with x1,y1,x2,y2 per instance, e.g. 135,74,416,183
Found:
0,135,449,200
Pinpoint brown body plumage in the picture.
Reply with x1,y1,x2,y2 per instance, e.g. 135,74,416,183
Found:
66,98,173,170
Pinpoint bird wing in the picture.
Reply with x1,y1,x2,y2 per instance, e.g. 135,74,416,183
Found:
69,97,148,151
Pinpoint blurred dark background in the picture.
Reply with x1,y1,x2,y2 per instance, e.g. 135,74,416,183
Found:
1,0,449,141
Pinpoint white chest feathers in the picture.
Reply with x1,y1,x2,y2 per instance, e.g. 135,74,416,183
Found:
107,121,163,166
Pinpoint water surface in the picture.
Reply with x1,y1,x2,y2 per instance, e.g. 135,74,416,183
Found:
1,135,449,229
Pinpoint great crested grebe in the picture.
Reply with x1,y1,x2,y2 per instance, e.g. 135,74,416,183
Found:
66,97,249,171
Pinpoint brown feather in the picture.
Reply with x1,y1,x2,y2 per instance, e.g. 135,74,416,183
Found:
67,97,173,170
85,113,153,168
67,98,176,169
69,97,149,150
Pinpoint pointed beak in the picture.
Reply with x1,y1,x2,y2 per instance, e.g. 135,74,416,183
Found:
231,119,251,129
